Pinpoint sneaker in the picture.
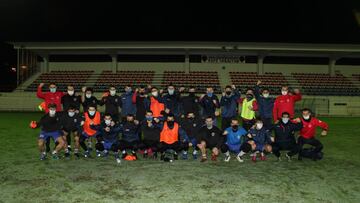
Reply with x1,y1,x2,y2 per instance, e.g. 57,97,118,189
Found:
52,153,59,160
200,156,207,162
121,153,127,159
96,151,101,157
192,153,198,160
143,152,148,158
103,151,109,158
74,153,80,158
224,155,231,162
84,151,90,158
285,153,291,162
211,154,217,161
277,157,282,162
67,146,72,151
116,158,121,164
131,152,138,159
236,155,244,163
153,152,158,159
251,155,257,162
181,152,188,160
40,153,47,161
260,155,267,161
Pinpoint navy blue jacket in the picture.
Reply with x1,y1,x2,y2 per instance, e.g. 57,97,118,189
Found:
254,85,275,119
220,90,240,118
120,92,137,117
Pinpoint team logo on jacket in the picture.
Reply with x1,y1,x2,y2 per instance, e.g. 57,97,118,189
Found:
211,132,215,137
193,124,197,127
115,99,118,102
92,100,96,103
286,99,290,102
74,98,77,101
74,119,77,123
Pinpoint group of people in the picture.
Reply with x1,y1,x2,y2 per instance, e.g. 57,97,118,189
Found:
31,80,329,163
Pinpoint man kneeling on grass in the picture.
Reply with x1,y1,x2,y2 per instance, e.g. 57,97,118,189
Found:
31,103,65,160
246,119,273,162
91,113,122,164
197,116,224,162
220,118,248,162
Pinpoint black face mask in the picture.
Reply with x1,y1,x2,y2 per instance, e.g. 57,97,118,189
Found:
139,92,145,95
167,121,174,126
232,125,239,132
226,91,232,95
246,94,253,100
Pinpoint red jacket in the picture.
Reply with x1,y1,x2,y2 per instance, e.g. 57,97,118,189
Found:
37,86,64,113
272,93,302,121
300,117,328,139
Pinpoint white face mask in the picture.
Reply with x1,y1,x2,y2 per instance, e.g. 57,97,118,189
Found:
263,93,269,98
110,90,116,96
49,110,56,117
256,123,263,129
49,88,57,93
303,115,310,120
281,91,288,96
282,118,289,124
86,94,92,99
168,89,174,95
88,110,96,116
68,111,75,117
67,90,74,96
105,119,111,126
152,91,158,97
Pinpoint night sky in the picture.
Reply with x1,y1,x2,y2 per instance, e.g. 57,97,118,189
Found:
0,1,360,90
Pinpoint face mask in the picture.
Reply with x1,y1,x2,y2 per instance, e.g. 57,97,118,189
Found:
256,123,263,129
68,111,75,117
50,88,56,93
146,116,153,121
88,110,96,116
140,92,145,96
246,94,253,100
226,91,232,96
206,123,213,129
167,121,174,126
110,90,116,96
67,90,74,96
125,88,132,94
303,115,310,120
49,110,56,116
105,120,111,126
232,125,238,131
207,93,213,97
86,94,92,99
263,93,269,98
282,118,289,124
168,89,174,95
281,91,288,96
152,92,158,97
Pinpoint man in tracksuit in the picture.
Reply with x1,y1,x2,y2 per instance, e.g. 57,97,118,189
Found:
271,112,303,161
179,112,203,159
180,86,200,117
61,85,81,112
221,118,248,162
254,80,274,130
139,110,161,159
158,113,189,162
247,120,273,162
199,86,220,125
297,108,329,160
163,84,181,118
91,114,122,163
119,114,141,159
99,86,122,122
81,87,100,112
220,85,240,131
132,86,150,122
273,86,302,122
120,85,137,119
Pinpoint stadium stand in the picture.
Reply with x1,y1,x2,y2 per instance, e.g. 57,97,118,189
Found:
25,71,93,92
292,73,360,96
161,71,221,93
229,72,288,94
93,70,155,92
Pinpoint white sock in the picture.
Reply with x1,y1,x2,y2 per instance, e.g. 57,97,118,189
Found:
52,150,57,155
193,150,198,155
183,151,187,154
122,150,126,154
65,149,69,153
238,151,245,157
42,152,46,155
67,145,71,148
225,151,230,156
74,149,79,153
144,149,148,153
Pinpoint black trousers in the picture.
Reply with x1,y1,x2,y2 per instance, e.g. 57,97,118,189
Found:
261,117,273,130
222,117,235,131
298,137,323,157
119,140,140,151
272,141,299,157
242,119,255,131
138,140,160,152
158,141,189,153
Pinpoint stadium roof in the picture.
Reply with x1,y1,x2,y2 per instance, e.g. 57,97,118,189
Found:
8,41,360,58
